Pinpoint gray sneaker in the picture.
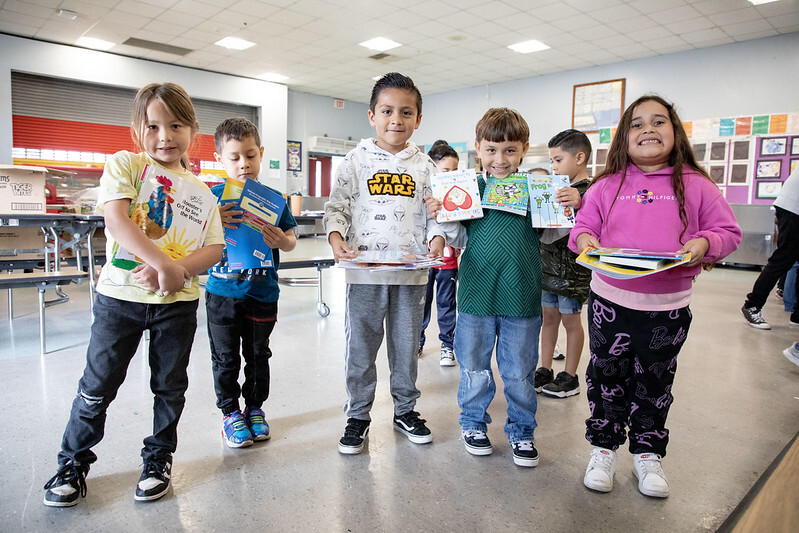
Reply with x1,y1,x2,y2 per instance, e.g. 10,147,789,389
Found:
439,346,456,367
741,306,770,329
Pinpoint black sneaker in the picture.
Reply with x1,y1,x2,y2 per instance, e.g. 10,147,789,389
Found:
790,312,799,327
393,411,433,444
512,440,539,467
741,305,770,329
43,463,89,507
462,429,492,456
339,418,370,454
542,371,580,398
534,367,554,393
134,456,172,502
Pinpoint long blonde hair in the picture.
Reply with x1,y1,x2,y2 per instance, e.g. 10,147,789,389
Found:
130,83,198,171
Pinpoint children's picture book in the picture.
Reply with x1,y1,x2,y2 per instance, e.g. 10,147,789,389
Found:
528,174,575,228
337,250,444,271
576,247,691,279
111,164,217,270
481,173,528,215
223,178,287,270
430,168,483,222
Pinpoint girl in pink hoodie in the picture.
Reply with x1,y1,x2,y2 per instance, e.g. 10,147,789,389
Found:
568,94,741,499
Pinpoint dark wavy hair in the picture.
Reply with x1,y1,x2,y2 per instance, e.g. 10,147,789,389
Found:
427,140,458,163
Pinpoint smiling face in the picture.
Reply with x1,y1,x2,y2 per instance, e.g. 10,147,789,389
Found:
475,138,529,179
367,88,422,154
140,99,196,172
215,135,264,182
627,99,675,172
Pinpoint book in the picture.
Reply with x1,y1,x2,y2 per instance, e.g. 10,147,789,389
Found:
111,164,217,270
337,250,445,271
430,168,484,223
576,247,691,279
481,173,528,215
223,178,287,270
527,174,575,228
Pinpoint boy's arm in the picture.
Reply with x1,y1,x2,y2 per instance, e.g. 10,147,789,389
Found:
324,157,356,260
262,225,297,252
175,244,224,276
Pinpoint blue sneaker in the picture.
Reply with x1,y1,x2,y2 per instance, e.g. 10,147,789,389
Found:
244,406,271,441
222,410,253,448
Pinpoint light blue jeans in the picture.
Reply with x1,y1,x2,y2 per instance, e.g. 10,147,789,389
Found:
454,312,541,444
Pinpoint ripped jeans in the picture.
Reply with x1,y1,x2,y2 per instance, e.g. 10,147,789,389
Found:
454,312,541,444
57,293,198,466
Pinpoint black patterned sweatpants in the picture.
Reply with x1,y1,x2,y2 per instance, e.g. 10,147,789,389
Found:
585,291,692,457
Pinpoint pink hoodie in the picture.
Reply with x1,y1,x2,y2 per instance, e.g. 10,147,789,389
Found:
568,165,742,295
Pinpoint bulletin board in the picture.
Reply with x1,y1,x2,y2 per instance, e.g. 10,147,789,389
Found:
572,78,625,133
753,134,799,200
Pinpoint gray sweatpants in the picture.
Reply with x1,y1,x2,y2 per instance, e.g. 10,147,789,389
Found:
344,283,426,420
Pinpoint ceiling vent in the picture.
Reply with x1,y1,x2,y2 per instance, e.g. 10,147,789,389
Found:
307,136,357,156
368,52,395,61
122,38,192,56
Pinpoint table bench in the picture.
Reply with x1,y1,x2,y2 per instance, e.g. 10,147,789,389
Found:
1,267,88,355
277,257,335,316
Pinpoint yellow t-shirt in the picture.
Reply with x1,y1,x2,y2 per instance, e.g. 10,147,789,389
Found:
95,151,224,304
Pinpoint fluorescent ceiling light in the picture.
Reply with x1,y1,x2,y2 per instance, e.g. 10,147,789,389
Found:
748,0,779,5
258,72,289,82
508,39,550,54
359,37,402,52
56,9,77,20
215,37,255,50
76,36,115,51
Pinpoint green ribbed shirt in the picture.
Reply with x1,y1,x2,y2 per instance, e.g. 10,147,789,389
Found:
457,176,542,317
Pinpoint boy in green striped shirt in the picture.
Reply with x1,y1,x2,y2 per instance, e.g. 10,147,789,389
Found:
427,108,542,467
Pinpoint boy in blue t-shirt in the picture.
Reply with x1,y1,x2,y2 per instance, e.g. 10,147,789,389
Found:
205,117,297,448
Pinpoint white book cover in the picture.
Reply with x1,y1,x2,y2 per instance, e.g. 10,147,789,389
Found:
528,174,575,228
430,168,484,223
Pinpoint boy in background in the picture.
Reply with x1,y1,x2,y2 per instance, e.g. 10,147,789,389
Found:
324,73,447,455
205,117,297,448
535,129,592,398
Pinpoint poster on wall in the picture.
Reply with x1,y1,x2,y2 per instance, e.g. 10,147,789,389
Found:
287,141,302,173
572,78,625,133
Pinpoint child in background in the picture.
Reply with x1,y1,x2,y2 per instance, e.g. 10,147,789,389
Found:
427,108,542,468
419,140,461,367
569,94,741,498
43,83,224,506
205,118,297,448
324,72,447,455
535,130,592,398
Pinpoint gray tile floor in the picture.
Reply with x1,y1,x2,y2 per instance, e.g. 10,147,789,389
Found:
2,236,798,532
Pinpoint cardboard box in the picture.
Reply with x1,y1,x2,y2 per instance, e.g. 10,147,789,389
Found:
0,165,48,215
0,226,46,260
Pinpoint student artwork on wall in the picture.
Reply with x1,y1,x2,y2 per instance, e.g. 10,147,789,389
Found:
756,160,782,179
760,137,787,156
757,181,782,199
792,137,799,156
287,141,302,172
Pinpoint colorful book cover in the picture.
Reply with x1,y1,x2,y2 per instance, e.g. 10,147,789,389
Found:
337,250,444,271
111,164,217,270
481,173,528,215
430,168,484,223
223,178,286,270
576,247,690,279
528,174,575,228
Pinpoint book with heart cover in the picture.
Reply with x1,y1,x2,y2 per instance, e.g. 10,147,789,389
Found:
430,168,484,223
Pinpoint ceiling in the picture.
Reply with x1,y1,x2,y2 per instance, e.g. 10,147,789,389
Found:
1,0,798,104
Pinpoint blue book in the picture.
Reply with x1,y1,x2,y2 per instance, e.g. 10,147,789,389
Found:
223,179,286,270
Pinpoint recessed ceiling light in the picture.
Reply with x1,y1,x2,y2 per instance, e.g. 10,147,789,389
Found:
359,37,402,52
748,0,779,5
508,39,550,54
56,9,77,20
76,36,115,51
258,72,289,83
215,37,256,50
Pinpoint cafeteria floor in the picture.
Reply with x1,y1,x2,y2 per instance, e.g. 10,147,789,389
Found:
1,236,797,532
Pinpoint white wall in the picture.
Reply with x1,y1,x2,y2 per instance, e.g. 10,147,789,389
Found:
0,34,289,190
416,33,799,148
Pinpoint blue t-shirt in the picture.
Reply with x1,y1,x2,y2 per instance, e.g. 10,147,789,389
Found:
204,182,297,302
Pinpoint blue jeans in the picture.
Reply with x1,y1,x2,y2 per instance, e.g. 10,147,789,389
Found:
58,293,198,466
420,267,458,349
454,312,541,443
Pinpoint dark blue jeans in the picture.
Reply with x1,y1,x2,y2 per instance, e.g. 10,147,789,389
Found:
58,293,198,466
205,292,277,415
420,268,457,349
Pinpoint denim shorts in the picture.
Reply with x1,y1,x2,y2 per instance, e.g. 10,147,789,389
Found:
541,290,582,314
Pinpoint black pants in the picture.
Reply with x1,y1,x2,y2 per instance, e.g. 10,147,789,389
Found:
585,292,691,457
745,206,799,314
206,292,277,415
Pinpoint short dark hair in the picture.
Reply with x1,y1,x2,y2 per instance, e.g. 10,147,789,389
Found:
427,140,458,163
214,117,261,152
475,108,529,144
370,72,423,115
548,129,592,160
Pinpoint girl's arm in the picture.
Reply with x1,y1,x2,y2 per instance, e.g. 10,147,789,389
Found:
568,184,604,253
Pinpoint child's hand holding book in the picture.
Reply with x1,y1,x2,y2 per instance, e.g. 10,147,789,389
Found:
219,202,244,229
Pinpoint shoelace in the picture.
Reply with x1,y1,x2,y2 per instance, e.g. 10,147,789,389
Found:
463,429,488,440
590,450,614,472
514,441,534,451
749,308,766,322
44,463,87,498
247,412,266,425
637,457,664,477
141,458,168,482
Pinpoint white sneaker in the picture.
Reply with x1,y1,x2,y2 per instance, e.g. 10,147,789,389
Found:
439,346,456,367
633,453,670,498
783,343,799,367
584,447,616,492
